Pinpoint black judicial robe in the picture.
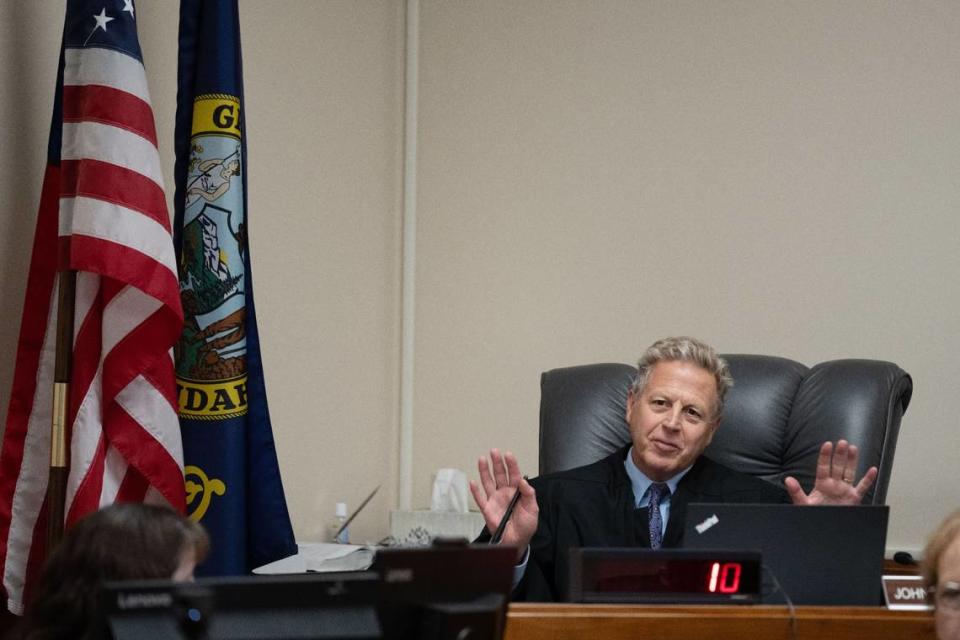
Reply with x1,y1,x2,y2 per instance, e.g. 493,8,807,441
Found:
518,446,790,602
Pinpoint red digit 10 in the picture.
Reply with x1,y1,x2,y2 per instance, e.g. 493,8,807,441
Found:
708,562,742,593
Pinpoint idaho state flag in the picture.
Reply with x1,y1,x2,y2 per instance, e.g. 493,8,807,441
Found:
173,0,297,575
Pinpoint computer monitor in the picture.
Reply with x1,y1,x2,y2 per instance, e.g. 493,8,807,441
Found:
372,543,516,640
99,571,383,640
97,543,517,640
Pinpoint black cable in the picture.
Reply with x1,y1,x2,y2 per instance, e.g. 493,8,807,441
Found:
762,563,797,640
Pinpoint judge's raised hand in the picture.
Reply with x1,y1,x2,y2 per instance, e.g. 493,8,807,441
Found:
469,449,538,560
785,439,878,506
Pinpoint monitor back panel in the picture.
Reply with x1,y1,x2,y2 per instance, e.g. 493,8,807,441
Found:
682,504,888,605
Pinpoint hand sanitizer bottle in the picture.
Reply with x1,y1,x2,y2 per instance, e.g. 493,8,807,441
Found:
329,502,349,544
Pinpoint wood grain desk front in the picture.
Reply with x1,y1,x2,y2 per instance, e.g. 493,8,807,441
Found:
505,603,935,640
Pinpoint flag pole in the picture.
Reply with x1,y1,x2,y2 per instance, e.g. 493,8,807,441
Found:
47,269,76,549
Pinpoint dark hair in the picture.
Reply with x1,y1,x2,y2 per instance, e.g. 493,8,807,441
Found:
20,502,209,640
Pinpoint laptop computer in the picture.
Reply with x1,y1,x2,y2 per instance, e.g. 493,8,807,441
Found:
682,503,889,605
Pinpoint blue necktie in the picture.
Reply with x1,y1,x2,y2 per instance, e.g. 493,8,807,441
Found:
647,483,669,550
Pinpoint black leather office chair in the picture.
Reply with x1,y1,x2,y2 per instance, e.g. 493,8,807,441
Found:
539,355,912,504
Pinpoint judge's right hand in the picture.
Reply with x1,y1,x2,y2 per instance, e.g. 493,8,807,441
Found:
469,448,538,560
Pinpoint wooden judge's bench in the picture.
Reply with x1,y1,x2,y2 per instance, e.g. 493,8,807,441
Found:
503,557,935,639
0,594,934,639
504,603,935,640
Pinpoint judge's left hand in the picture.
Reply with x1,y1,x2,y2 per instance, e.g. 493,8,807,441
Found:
784,439,878,506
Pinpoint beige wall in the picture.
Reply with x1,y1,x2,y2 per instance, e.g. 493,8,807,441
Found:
2,1,957,554
413,0,959,555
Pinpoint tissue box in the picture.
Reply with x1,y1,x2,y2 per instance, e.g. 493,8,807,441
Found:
389,510,485,544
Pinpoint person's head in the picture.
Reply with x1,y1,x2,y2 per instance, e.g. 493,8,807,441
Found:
223,159,241,178
22,502,209,640
923,510,960,640
626,336,732,482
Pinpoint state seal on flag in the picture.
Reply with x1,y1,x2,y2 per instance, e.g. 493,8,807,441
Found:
175,94,248,420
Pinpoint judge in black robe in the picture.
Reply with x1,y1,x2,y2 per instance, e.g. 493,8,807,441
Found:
470,338,878,603
517,445,788,601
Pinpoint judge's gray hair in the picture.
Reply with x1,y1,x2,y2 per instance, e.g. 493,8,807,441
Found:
630,336,733,418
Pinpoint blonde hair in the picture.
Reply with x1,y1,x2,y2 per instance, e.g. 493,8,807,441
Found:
922,509,960,590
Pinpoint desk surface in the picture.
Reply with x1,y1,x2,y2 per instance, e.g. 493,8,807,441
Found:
504,603,935,640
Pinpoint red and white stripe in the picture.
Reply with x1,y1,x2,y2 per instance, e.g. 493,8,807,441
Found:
0,45,184,614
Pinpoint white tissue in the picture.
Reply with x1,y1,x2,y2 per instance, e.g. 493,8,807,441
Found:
430,468,469,513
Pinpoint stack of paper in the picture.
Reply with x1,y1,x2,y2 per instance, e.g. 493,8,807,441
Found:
252,543,376,575
302,543,376,572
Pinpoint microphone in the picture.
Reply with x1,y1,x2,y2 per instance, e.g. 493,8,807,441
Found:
893,551,917,565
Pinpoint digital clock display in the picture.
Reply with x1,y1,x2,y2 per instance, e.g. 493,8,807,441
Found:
708,560,743,593
568,548,762,604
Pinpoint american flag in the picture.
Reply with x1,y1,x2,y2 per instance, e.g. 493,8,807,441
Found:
0,0,184,614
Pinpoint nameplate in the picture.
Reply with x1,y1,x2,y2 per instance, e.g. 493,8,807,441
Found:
882,575,933,610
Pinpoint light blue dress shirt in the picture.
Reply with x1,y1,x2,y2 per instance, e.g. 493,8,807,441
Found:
512,447,693,588
622,445,692,541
